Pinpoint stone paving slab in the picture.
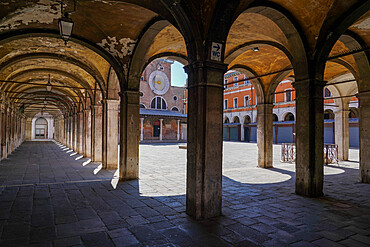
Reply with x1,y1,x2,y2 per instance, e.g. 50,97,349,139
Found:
0,141,369,246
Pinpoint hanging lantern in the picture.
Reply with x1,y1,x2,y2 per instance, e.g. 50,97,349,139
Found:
58,13,74,45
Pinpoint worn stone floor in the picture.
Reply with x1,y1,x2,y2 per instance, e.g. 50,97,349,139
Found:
0,141,369,246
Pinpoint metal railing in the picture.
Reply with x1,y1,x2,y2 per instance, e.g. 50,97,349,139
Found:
281,143,338,165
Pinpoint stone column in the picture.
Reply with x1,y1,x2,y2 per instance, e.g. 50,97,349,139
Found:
358,91,370,183
25,118,32,140
184,61,227,219
240,124,245,141
334,109,350,161
73,114,78,151
140,118,144,141
68,116,71,146
68,116,72,148
0,107,2,157
159,119,163,141
91,105,103,162
2,107,7,159
102,99,120,169
61,118,65,145
84,108,92,157
78,111,84,154
177,119,180,141
293,79,325,197
257,103,273,168
119,91,140,180
9,109,14,152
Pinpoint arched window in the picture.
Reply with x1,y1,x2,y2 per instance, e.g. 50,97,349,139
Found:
171,107,179,112
324,110,334,119
273,114,278,122
349,109,358,119
244,115,251,125
233,116,240,123
284,113,295,121
224,117,230,123
150,97,167,110
140,104,146,109
324,88,331,97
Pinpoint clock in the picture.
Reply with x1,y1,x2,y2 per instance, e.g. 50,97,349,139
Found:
149,71,169,95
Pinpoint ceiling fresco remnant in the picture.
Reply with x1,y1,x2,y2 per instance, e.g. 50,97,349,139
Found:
97,36,137,59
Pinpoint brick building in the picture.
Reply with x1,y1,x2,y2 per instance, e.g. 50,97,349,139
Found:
223,71,359,147
139,59,187,142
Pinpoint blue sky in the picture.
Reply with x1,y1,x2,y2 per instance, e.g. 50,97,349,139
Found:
171,61,187,87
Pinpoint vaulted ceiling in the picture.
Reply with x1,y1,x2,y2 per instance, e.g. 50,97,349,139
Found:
0,0,368,118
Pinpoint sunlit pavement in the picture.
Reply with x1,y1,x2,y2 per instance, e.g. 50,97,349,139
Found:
0,141,369,246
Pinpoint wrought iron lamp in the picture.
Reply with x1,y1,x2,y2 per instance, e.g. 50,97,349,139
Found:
58,0,76,45
46,73,52,92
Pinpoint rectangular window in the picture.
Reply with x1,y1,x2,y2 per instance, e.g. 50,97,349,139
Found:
233,98,238,108
224,99,228,109
285,90,292,102
234,76,238,86
244,96,249,106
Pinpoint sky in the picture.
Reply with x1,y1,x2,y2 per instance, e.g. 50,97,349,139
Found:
171,61,187,87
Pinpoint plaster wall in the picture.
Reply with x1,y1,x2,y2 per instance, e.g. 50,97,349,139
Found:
31,113,54,139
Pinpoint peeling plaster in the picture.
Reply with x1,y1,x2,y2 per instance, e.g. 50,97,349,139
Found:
353,17,370,30
0,0,60,31
97,36,136,59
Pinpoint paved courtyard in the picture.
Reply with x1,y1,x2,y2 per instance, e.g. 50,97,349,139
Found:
0,141,369,246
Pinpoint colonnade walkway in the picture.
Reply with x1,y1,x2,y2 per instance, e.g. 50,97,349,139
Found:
0,141,369,246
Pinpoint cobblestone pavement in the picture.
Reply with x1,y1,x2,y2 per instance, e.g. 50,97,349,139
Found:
0,141,369,246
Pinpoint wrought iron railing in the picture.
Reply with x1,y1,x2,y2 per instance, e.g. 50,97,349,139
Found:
281,143,296,163
281,143,338,164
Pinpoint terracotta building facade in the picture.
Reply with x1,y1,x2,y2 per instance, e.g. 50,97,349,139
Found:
223,71,359,147
139,59,187,142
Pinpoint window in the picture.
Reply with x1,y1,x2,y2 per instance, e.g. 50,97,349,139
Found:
234,76,238,86
171,107,179,112
233,98,238,108
140,104,146,109
272,93,276,103
173,95,178,101
244,96,249,106
224,99,228,109
150,97,167,110
140,91,144,97
244,75,249,85
284,113,295,121
273,114,278,122
285,90,292,102
224,79,228,84
324,88,331,97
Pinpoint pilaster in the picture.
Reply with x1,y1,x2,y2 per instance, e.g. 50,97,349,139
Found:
293,78,325,197
257,103,273,168
119,91,140,180
184,61,227,219
358,91,370,183
102,99,119,169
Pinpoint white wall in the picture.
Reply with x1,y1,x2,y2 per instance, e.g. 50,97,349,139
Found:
31,113,54,139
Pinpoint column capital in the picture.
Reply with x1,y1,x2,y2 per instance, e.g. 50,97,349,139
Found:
119,90,140,104
292,78,327,89
184,60,228,74
185,61,228,89
356,90,370,99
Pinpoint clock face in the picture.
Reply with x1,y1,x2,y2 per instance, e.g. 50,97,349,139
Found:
149,71,169,95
